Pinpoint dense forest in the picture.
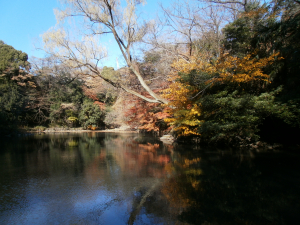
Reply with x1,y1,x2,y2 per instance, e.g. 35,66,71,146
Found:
1,0,299,147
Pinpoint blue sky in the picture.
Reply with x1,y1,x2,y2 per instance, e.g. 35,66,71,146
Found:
0,0,170,68
0,0,59,58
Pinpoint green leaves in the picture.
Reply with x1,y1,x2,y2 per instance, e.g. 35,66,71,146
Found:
0,81,24,128
101,67,120,83
163,1,300,146
0,41,32,132
0,41,30,77
78,99,105,128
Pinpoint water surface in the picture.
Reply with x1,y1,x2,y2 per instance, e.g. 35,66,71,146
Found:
0,133,299,224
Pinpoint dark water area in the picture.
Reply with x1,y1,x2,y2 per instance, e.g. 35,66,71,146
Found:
0,133,299,225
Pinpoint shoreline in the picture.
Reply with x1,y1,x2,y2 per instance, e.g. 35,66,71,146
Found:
30,129,139,134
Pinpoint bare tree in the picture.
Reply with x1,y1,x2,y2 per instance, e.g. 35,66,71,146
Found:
42,0,168,104
143,0,230,64
200,0,250,12
142,0,199,62
160,0,199,57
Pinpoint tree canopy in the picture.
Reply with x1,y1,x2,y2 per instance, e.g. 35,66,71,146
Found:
1,0,299,146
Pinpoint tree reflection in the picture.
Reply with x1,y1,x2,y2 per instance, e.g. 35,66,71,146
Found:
161,149,300,225
2,135,299,225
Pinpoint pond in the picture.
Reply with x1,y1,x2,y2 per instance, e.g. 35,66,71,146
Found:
0,132,299,225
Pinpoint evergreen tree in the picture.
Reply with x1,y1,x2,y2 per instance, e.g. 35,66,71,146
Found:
0,41,34,133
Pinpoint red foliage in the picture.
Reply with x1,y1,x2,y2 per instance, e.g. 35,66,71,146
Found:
82,86,99,101
82,86,106,110
124,90,170,134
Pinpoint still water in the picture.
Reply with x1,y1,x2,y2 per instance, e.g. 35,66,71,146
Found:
0,132,299,225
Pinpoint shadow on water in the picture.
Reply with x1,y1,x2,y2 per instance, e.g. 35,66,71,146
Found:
162,145,300,225
0,133,300,224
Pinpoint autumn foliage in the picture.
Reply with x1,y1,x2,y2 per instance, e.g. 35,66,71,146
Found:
125,91,170,134
209,52,281,84
162,49,283,138
172,51,281,84
162,77,202,136
82,86,106,110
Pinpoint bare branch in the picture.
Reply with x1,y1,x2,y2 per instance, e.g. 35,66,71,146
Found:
43,0,168,104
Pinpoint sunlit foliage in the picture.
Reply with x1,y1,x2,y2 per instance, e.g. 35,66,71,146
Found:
125,92,170,135
160,1,300,145
162,76,202,136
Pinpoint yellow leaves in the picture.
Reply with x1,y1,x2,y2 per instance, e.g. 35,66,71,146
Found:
162,50,282,137
173,125,200,136
171,54,216,75
183,157,201,168
191,180,200,189
169,51,281,86
240,7,268,19
67,117,78,121
162,62,204,137
164,101,202,137
207,52,281,84
174,50,281,84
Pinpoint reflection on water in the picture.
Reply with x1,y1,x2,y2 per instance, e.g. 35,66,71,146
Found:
0,133,173,225
163,148,300,225
0,133,299,225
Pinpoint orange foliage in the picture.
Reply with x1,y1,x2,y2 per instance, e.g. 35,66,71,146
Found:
138,143,160,152
162,75,202,136
241,7,268,18
83,87,99,101
125,91,170,133
162,50,282,136
93,101,105,110
87,125,98,130
209,52,281,83
82,85,106,110
162,157,202,209
172,51,282,84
